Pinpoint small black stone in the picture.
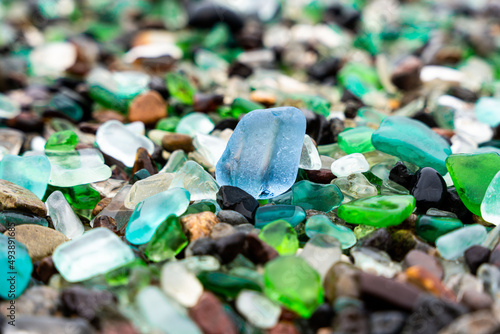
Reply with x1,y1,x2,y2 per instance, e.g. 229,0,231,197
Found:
190,237,217,256
411,111,439,128
445,187,473,223
308,303,335,331
389,161,415,190
61,286,116,324
228,61,253,78
465,245,491,275
411,167,447,213
489,244,500,268
216,186,259,223
214,232,246,264
358,228,392,253
370,311,407,334
188,4,244,32
213,119,239,132
403,295,467,334
307,58,341,83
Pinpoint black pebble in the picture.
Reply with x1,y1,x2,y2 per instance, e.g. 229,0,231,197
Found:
464,245,491,275
411,167,447,214
216,186,259,223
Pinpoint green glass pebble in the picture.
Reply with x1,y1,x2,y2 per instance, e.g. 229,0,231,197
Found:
263,256,323,318
258,220,299,255
230,98,264,118
337,195,416,227
446,153,500,216
45,130,79,152
255,205,306,228
156,117,180,132
338,127,375,154
197,271,261,298
371,116,452,175
0,211,49,228
291,180,343,212
166,72,195,105
0,234,33,300
49,93,84,122
125,188,191,245
305,215,356,249
353,224,377,239
48,184,101,211
482,170,500,225
415,215,463,244
183,201,217,215
436,224,487,260
175,112,215,136
144,215,188,262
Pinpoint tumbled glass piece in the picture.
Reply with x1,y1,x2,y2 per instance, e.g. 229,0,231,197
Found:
264,256,323,318
216,107,306,199
0,211,48,228
137,286,201,334
351,247,401,278
299,135,321,170
436,224,487,260
47,148,112,187
0,93,21,120
446,153,500,216
416,215,463,244
161,262,203,307
300,234,342,280
166,72,196,104
0,155,51,199
197,271,261,298
124,173,175,209
331,153,370,177
125,187,190,245
0,234,32,300
291,180,343,212
380,179,410,195
176,112,215,136
338,127,375,154
255,205,305,228
193,134,227,167
337,195,416,227
169,161,220,201
236,290,281,329
144,215,188,262
54,184,101,211
44,130,78,152
333,173,378,200
305,215,356,249
481,170,500,225
161,149,188,173
259,220,299,255
475,97,500,127
91,184,133,230
88,69,149,112
96,120,154,168
46,191,84,239
372,116,452,175
53,228,135,282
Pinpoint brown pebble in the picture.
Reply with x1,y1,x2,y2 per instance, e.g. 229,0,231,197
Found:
268,322,300,334
93,110,126,123
193,93,224,113
324,262,360,302
391,56,422,91
93,216,123,236
35,256,58,284
461,289,493,311
403,249,443,279
250,90,275,106
132,147,158,175
128,90,167,125
305,169,336,184
188,292,237,334
360,272,422,311
432,128,455,138
161,133,195,152
181,212,220,241
242,233,279,265
405,266,456,301
92,197,112,216
0,179,47,217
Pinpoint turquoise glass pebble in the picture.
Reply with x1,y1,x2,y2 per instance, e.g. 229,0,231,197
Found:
216,107,306,199
255,205,306,228
371,116,452,175
53,228,135,282
0,234,33,300
125,187,191,245
305,215,357,249
291,180,343,212
475,97,500,127
0,154,51,199
435,224,487,260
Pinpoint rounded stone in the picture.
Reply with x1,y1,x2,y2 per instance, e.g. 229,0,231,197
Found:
0,179,47,217
4,224,69,262
216,210,249,226
161,133,195,152
128,90,167,125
